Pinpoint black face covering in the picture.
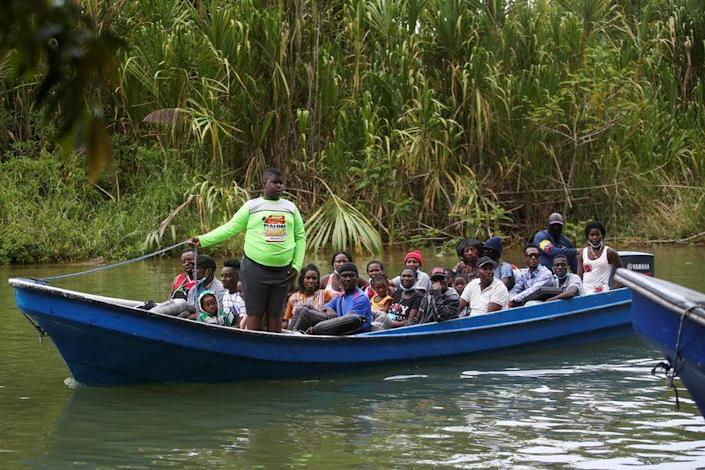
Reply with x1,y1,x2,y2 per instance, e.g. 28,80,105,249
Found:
548,225,562,238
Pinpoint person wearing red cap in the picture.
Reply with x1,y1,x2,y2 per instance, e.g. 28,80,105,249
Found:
391,250,432,293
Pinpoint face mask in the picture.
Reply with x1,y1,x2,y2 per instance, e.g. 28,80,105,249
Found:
400,284,416,293
589,240,604,249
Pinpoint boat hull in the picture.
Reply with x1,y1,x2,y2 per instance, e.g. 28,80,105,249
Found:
11,278,633,385
616,269,705,417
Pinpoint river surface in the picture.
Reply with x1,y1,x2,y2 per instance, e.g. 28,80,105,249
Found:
2,246,705,468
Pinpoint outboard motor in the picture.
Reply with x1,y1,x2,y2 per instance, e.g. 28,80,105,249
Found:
617,251,655,277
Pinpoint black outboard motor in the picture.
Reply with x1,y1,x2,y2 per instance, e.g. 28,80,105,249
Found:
617,251,655,277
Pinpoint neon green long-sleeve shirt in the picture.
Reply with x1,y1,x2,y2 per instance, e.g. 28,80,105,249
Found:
198,197,306,271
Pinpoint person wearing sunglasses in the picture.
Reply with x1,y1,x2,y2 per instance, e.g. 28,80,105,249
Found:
508,244,554,308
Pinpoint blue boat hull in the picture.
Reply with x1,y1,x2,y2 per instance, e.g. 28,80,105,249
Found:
616,269,705,417
11,278,634,385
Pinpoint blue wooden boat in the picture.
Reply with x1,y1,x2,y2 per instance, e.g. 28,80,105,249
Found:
615,268,705,417
9,277,634,386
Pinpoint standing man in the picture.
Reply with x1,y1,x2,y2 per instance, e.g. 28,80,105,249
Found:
188,168,306,332
533,212,578,274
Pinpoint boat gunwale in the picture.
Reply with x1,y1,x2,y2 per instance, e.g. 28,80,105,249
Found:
615,268,705,327
10,277,631,342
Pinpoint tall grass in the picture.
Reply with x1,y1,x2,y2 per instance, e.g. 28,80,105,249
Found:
2,0,705,262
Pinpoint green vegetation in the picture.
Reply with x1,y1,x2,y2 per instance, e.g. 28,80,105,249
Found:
2,0,705,263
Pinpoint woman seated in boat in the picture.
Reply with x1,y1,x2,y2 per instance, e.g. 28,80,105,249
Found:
453,238,483,281
320,251,367,295
283,263,334,329
197,290,232,326
369,274,393,319
577,221,622,295
374,268,423,329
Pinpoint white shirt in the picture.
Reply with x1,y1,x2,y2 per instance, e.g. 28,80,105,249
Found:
222,291,246,317
460,278,509,316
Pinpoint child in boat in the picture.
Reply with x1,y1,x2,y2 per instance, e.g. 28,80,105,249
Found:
283,263,333,328
375,268,423,329
452,275,470,317
369,274,393,319
364,260,385,298
197,291,228,325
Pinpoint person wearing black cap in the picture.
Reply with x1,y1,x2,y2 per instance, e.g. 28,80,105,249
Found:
458,256,509,316
453,238,484,281
532,212,578,273
415,267,460,324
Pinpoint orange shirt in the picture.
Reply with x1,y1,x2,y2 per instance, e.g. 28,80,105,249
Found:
284,289,334,320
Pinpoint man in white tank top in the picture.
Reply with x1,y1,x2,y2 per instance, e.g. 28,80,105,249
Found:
577,221,622,294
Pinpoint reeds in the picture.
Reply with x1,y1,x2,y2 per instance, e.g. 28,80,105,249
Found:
3,0,705,258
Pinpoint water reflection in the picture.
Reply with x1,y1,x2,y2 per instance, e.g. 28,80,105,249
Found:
5,246,705,467
30,338,705,468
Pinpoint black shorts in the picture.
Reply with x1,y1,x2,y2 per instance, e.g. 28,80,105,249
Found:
239,256,290,317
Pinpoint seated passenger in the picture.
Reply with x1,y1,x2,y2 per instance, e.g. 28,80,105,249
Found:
364,260,387,298
452,275,470,316
508,244,554,307
283,263,333,329
369,274,393,318
170,249,196,300
415,267,460,324
453,238,483,281
221,259,246,327
288,262,372,334
483,236,515,290
459,257,508,316
546,255,582,301
391,250,431,293
320,251,367,295
197,291,228,325
378,268,424,328
186,255,227,318
577,221,623,295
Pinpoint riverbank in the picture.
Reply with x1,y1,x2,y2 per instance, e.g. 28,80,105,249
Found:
1,144,703,265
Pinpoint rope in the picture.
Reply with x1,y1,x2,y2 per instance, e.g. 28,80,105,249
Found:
40,241,189,282
650,306,697,411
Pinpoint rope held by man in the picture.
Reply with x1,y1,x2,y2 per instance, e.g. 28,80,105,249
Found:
40,241,188,282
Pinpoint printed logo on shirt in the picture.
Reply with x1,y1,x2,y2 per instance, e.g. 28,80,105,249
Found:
263,215,287,242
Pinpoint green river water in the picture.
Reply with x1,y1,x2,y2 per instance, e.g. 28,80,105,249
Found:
2,246,705,468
